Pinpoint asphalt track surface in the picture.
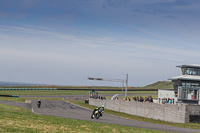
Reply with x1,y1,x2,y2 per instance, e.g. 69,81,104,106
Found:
0,100,200,133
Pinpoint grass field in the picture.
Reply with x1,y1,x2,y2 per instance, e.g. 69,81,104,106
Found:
0,97,63,102
0,104,170,133
69,100,200,130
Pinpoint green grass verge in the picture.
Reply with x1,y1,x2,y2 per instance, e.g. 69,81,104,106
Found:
0,104,170,133
0,97,25,102
0,90,157,95
69,100,200,130
0,97,63,102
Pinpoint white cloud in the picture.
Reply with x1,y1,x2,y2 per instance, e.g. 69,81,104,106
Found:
0,25,199,63
0,25,199,86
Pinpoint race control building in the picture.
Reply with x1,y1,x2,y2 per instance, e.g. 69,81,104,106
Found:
169,64,200,104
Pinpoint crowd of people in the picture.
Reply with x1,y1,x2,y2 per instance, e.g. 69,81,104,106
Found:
161,98,173,104
91,96,106,100
113,95,153,102
123,95,153,102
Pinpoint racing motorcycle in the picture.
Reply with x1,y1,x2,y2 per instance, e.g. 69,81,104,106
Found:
91,108,103,119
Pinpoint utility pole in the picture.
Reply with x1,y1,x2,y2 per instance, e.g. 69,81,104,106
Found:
122,80,124,100
125,74,128,100
88,76,125,99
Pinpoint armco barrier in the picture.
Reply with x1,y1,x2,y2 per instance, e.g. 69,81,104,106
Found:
89,98,200,123
0,88,57,91
0,95,19,97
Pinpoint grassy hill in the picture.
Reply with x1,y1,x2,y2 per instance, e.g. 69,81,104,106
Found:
144,81,173,89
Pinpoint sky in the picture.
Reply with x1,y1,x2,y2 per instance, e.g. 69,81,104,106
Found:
1,0,200,87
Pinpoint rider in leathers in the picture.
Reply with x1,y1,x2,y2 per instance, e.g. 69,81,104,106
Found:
93,105,104,116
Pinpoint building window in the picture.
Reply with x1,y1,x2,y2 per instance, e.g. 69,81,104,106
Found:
194,69,198,75
181,82,200,88
184,67,200,75
182,68,186,75
183,89,187,99
182,82,186,87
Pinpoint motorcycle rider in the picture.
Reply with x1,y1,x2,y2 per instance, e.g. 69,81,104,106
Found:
92,105,104,117
37,99,41,108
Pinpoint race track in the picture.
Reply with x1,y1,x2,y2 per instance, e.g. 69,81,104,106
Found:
1,99,200,133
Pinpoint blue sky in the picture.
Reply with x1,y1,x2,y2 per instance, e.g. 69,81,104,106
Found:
1,0,200,87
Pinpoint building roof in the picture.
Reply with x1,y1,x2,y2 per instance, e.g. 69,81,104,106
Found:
169,75,200,81
176,64,200,68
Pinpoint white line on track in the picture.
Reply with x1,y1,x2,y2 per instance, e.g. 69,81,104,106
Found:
31,100,40,115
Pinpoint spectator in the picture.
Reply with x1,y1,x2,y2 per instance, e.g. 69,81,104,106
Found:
146,96,149,102
167,97,169,103
140,96,144,102
144,97,147,102
168,99,172,104
133,96,135,101
136,96,139,101
149,95,153,102
128,97,131,101
134,96,136,101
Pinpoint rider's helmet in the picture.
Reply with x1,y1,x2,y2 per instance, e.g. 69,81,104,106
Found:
101,105,104,108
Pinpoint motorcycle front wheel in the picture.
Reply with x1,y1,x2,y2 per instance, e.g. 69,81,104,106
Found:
91,114,94,119
95,113,101,119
